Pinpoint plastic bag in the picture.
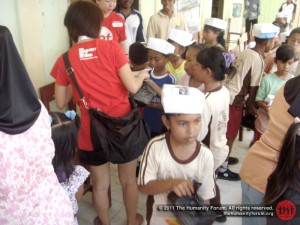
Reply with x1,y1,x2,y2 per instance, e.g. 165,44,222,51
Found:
167,181,215,225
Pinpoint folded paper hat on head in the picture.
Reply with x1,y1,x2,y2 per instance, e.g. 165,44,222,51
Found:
204,18,227,31
168,29,195,47
162,84,205,114
147,37,175,55
253,23,280,39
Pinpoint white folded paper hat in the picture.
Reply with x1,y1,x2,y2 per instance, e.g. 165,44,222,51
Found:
253,23,280,39
162,84,205,114
204,18,227,30
147,37,175,55
168,28,196,47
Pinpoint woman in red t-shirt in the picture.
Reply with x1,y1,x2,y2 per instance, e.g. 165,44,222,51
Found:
51,2,148,225
93,0,127,53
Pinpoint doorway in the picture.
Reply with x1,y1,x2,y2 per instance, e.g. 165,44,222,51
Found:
211,0,224,18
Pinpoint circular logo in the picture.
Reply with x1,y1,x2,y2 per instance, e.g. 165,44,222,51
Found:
99,27,113,41
276,200,296,220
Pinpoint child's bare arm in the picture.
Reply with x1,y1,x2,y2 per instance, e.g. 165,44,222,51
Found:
138,179,194,197
248,86,259,116
75,184,84,201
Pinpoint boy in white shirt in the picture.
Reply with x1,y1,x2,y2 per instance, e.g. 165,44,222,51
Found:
138,84,215,225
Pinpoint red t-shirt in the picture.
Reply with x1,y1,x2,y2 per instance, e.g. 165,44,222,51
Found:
100,11,126,42
51,39,129,151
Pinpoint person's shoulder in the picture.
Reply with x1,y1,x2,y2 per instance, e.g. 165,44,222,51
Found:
144,134,167,154
199,144,214,159
110,11,125,22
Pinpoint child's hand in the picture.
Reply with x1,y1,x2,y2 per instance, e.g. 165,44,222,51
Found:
138,69,150,80
171,179,194,197
261,101,270,111
145,79,162,96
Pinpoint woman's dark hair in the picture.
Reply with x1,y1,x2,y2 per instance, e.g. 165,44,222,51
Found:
196,46,236,81
64,1,103,42
264,122,300,206
50,112,80,183
275,44,295,62
204,25,226,49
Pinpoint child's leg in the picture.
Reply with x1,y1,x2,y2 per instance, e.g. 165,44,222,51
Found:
210,175,226,222
90,163,110,225
118,159,142,225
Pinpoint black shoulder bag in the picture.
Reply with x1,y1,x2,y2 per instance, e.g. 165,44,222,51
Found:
62,51,151,164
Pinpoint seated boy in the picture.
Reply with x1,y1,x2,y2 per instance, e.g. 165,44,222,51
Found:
138,84,215,224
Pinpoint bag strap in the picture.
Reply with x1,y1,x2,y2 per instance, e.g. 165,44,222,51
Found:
62,51,89,109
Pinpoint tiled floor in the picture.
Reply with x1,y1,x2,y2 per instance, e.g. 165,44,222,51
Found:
78,129,254,225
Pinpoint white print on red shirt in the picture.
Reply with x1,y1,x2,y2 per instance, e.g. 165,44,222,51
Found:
79,47,98,60
100,27,113,41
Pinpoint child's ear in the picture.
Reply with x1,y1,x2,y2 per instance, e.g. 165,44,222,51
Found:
162,115,170,130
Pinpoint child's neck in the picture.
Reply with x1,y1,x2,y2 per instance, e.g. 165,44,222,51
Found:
204,80,222,92
170,56,183,69
204,41,218,48
169,136,197,161
253,44,266,56
153,68,168,76
275,71,291,80
189,76,203,88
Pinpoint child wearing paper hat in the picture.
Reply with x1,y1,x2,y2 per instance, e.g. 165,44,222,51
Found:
166,29,195,83
143,38,176,137
203,17,227,49
224,23,279,182
138,84,215,225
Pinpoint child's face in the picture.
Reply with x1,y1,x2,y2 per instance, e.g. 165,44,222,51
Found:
193,63,208,83
148,49,169,74
163,114,201,144
169,41,185,61
276,58,295,76
184,47,200,76
203,28,219,45
288,33,300,58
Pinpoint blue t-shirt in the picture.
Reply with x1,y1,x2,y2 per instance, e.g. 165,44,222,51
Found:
144,69,176,133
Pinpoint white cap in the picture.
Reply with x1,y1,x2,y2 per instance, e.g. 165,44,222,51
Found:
204,18,227,30
161,84,205,114
168,29,196,47
253,23,280,39
276,12,287,18
147,37,175,55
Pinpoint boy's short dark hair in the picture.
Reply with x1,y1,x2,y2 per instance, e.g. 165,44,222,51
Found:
275,44,295,62
129,42,148,65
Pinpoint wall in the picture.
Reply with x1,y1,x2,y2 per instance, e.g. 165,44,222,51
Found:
0,0,70,93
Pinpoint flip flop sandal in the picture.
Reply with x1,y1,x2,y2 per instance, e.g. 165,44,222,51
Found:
93,216,102,225
135,213,144,225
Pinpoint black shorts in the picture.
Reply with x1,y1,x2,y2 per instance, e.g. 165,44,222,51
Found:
78,148,141,166
78,149,108,166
